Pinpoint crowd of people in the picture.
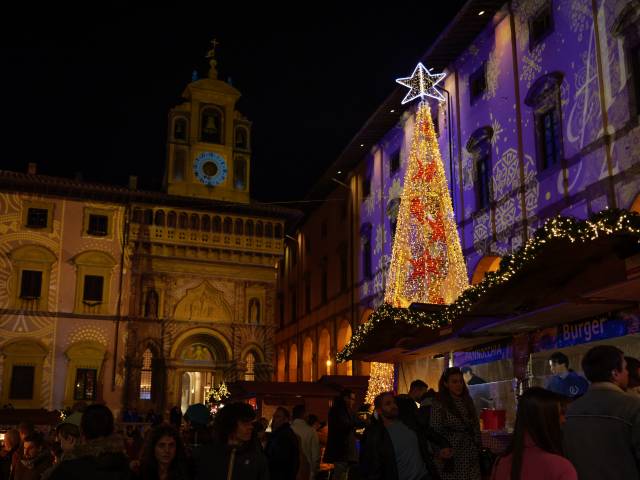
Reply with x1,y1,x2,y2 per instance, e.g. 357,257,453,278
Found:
0,344,639,479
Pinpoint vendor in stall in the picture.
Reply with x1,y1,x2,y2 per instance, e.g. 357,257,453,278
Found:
461,367,487,386
546,352,589,398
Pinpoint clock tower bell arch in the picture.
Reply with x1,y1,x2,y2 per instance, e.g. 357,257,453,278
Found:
165,40,251,203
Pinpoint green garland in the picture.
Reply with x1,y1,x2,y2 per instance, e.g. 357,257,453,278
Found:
337,209,640,362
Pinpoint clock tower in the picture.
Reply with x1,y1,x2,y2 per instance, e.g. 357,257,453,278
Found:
165,40,251,203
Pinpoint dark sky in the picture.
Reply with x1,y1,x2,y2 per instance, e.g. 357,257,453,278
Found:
0,7,466,204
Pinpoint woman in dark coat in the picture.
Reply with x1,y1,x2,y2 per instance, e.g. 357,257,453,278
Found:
430,367,482,480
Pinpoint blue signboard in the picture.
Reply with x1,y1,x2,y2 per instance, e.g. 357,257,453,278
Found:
557,317,628,348
454,342,512,367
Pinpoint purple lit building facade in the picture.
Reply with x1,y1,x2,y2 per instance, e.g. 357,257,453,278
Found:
274,0,640,391
359,0,640,309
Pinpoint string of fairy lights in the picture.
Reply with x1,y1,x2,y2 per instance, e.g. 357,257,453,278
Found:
338,209,640,362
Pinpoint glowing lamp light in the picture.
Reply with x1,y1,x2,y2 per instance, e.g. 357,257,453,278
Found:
396,62,446,104
478,10,485,15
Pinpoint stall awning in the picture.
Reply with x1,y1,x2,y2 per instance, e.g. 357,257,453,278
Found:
347,212,640,362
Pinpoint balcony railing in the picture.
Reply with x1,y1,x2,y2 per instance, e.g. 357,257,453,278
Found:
130,224,283,254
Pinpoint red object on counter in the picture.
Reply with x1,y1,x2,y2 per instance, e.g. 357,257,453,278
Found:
481,409,506,430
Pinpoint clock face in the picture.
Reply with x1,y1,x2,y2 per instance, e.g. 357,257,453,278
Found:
194,152,227,186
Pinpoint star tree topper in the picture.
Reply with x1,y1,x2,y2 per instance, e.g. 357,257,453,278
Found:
396,62,446,104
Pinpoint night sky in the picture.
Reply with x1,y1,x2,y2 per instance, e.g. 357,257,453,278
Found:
0,7,466,204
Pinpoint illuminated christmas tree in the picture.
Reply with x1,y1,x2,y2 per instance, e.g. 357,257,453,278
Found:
365,63,468,403
385,64,468,307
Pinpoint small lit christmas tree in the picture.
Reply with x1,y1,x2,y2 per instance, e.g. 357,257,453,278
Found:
364,362,395,405
364,63,468,403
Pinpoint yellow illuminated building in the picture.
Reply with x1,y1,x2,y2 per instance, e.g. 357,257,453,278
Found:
0,43,295,416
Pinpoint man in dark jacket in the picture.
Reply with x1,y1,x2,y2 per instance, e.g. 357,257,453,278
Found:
361,392,443,480
564,345,640,480
13,432,52,480
196,402,269,480
324,389,357,480
49,404,131,480
265,407,299,480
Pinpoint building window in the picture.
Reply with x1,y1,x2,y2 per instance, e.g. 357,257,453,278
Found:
201,107,223,144
387,198,401,239
466,126,495,212
469,64,486,104
139,349,153,400
476,155,491,209
73,368,97,401
529,2,553,49
9,366,34,400
234,156,247,190
362,176,371,198
26,208,48,229
525,72,564,172
361,224,373,280
19,270,42,299
390,150,400,175
87,214,108,236
235,126,249,150
173,150,186,181
173,118,187,141
83,275,104,303
244,352,256,381
537,107,562,169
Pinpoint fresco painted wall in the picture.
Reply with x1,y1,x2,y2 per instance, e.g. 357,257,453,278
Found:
0,192,127,410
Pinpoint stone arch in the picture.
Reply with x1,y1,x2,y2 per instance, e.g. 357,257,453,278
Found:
71,250,116,268
169,327,232,362
154,210,165,227
630,193,640,213
318,328,331,377
471,255,501,285
359,308,374,325
201,215,211,232
302,336,314,381
288,344,298,382
337,320,353,375
167,211,177,228
10,244,57,264
277,347,286,382
239,343,265,363
235,218,244,235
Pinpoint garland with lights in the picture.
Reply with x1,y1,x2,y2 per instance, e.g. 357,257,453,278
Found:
338,209,640,361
